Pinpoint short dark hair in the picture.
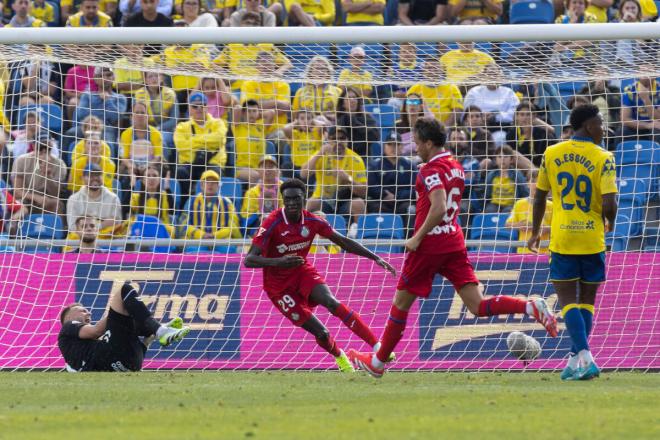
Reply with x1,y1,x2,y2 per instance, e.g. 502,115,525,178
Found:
60,303,83,324
569,104,600,131
280,178,306,195
414,117,446,148
497,144,515,156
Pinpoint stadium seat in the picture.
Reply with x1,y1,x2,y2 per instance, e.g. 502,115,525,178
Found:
618,177,649,204
129,214,174,253
642,227,660,251
357,213,404,253
16,104,63,140
615,140,657,165
510,0,555,24
364,104,398,142
324,213,347,237
615,200,645,238
19,214,65,252
195,177,244,208
0,233,14,253
470,213,515,253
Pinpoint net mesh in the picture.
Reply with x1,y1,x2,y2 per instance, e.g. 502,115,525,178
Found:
0,35,658,371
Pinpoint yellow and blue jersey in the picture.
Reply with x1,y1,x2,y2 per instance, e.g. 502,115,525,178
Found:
183,193,241,240
622,80,660,121
66,11,113,27
537,136,618,255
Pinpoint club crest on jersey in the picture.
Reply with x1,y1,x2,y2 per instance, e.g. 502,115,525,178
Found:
300,226,310,238
277,244,288,254
291,313,300,321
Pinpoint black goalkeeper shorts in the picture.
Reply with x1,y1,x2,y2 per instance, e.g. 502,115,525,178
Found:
86,308,145,372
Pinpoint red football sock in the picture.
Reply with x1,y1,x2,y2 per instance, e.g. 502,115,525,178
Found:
316,334,341,357
376,305,408,363
333,303,378,346
477,296,527,316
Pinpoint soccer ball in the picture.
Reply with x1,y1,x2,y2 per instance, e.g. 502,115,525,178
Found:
506,331,541,361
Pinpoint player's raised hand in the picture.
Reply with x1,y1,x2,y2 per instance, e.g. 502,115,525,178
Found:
376,257,396,276
276,255,305,268
527,234,541,254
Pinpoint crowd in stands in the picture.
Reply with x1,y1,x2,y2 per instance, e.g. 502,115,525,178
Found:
0,0,658,253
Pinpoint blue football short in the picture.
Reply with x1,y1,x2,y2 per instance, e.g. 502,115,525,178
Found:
549,252,606,283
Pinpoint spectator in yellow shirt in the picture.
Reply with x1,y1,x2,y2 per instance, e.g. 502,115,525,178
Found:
114,45,154,96
173,92,228,195
337,46,373,98
134,71,179,155
240,50,291,140
129,162,175,238
30,0,56,26
506,169,553,254
309,210,341,254
181,169,241,241
300,127,367,233
440,42,495,84
162,43,211,103
407,61,463,126
484,145,529,213
449,0,502,24
342,0,385,25
232,99,276,184
285,0,335,25
214,12,291,89
556,0,598,22
119,101,164,188
283,109,328,172
69,131,117,193
66,0,114,26
241,154,283,234
61,0,117,24
293,56,342,122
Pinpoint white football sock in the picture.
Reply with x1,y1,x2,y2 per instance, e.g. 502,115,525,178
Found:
525,302,534,315
578,349,595,365
567,354,579,369
371,355,384,369
373,342,381,353
155,326,170,338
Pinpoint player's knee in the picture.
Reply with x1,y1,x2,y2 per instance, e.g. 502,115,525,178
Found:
120,282,139,301
315,327,330,341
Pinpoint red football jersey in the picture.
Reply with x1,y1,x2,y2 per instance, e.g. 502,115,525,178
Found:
252,208,335,290
414,151,466,254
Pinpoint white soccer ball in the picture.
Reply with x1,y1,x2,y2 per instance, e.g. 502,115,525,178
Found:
507,331,541,361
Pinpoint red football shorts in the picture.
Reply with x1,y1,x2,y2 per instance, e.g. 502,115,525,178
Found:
397,249,480,297
264,264,326,326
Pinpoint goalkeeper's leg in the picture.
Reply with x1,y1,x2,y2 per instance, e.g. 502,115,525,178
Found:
112,282,190,347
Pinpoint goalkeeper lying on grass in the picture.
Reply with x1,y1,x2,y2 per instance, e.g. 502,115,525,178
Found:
58,282,190,372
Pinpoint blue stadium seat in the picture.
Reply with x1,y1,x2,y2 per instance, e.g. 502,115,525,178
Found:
364,104,398,142
324,213,347,237
615,200,645,238
643,227,660,251
0,179,6,191
19,214,65,252
617,177,649,204
16,104,63,140
129,214,174,253
357,213,404,253
615,140,657,165
470,213,515,253
195,177,244,208
510,0,555,24
557,79,588,100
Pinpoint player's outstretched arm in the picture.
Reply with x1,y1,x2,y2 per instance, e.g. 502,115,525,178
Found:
327,232,396,276
243,244,305,269
528,188,549,253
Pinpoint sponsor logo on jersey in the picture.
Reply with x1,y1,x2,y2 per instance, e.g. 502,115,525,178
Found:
256,227,266,237
277,241,311,253
424,173,442,190
428,224,457,235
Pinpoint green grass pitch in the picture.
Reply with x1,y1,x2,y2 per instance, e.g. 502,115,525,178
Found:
1,372,658,440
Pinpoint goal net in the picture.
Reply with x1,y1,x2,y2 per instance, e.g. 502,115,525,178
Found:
0,25,658,371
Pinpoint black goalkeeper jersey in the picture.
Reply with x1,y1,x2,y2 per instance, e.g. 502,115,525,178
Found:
58,321,100,372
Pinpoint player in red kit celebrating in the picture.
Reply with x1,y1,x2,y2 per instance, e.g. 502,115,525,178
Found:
348,117,558,378
244,178,396,372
